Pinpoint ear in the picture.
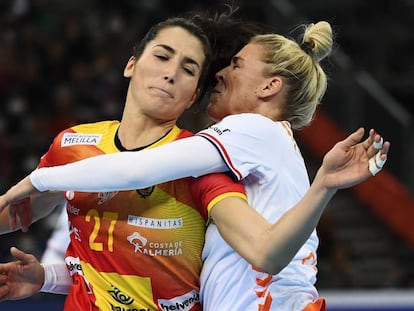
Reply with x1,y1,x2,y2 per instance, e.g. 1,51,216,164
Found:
187,87,201,109
256,76,283,99
123,56,136,78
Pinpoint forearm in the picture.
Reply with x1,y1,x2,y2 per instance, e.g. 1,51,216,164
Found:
31,136,227,192
258,172,336,273
214,170,336,275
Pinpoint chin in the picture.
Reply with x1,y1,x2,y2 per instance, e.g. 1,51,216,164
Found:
206,105,219,122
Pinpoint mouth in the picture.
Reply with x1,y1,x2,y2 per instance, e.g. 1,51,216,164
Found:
150,87,173,98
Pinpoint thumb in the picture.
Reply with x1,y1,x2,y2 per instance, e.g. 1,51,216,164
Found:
10,247,34,264
338,127,365,149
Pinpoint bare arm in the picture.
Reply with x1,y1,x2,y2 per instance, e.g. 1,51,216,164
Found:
211,128,390,274
0,190,65,233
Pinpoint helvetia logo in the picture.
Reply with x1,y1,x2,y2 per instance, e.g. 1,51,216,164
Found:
158,290,199,311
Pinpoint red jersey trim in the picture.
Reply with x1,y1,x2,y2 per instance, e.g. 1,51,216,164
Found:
196,133,243,180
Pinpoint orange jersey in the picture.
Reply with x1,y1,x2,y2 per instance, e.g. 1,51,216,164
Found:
38,121,246,311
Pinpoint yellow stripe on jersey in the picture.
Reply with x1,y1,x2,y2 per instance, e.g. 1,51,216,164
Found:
82,261,158,310
206,192,248,214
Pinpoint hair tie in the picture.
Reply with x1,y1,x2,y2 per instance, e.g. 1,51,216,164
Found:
301,41,314,55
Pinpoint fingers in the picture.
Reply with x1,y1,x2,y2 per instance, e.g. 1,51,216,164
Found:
17,199,32,233
0,196,9,214
0,281,11,301
339,127,365,149
373,136,383,149
7,199,33,232
369,151,386,176
8,204,17,232
368,129,390,176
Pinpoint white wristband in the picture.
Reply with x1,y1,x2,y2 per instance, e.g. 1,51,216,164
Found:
40,263,72,294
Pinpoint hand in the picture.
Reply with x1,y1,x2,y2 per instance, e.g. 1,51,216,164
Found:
0,247,44,301
0,175,40,215
8,198,33,232
317,128,390,190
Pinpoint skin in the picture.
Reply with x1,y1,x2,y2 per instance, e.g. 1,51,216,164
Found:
0,247,43,301
0,127,390,302
118,26,205,148
208,43,284,121
0,26,206,233
0,38,391,301
0,25,209,299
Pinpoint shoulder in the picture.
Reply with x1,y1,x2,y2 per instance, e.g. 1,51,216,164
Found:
214,113,277,133
70,120,120,133
200,113,287,142
54,120,119,140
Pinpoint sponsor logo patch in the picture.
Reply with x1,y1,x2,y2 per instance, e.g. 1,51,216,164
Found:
108,285,134,305
127,216,183,229
127,232,183,257
209,126,231,135
65,256,84,276
61,133,102,146
158,290,199,311
98,191,119,204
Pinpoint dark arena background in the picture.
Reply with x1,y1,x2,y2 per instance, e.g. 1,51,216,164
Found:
0,0,413,310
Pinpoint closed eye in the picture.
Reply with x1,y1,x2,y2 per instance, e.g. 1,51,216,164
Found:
231,56,241,69
183,66,195,76
155,54,168,61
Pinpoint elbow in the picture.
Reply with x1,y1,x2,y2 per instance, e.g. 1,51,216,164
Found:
254,258,287,275
251,250,289,275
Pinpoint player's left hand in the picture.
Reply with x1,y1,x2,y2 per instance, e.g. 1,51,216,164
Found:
317,128,390,190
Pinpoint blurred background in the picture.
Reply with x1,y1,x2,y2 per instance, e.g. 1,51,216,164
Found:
0,0,413,309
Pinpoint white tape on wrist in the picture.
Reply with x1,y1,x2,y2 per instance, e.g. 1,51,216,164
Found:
40,263,72,294
368,151,386,176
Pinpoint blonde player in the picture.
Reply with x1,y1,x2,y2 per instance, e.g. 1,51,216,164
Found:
0,21,390,311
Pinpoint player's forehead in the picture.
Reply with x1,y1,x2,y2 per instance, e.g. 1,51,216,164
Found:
145,26,206,68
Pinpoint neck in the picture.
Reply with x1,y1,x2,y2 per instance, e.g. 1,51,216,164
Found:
117,105,177,150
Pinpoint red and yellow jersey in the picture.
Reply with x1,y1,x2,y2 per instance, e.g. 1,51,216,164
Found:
39,120,246,311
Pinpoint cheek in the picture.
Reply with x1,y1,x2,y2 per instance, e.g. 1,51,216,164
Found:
180,81,198,100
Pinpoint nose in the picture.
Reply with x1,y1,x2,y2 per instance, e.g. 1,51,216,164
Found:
215,67,226,82
164,75,174,84
163,62,179,84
